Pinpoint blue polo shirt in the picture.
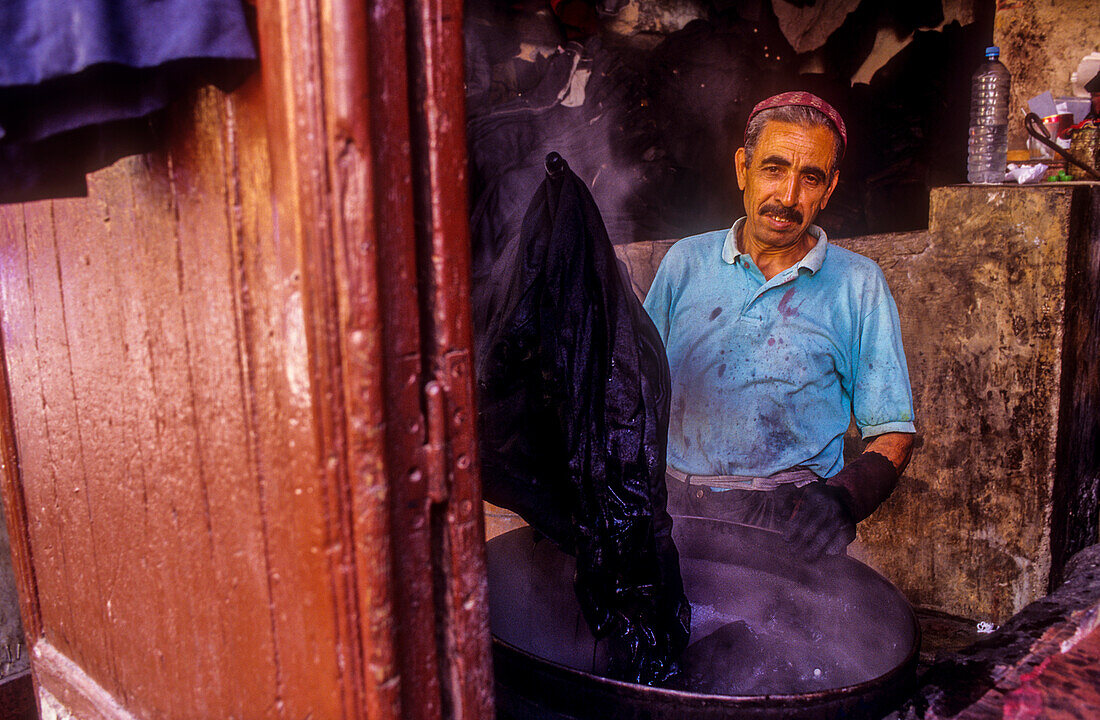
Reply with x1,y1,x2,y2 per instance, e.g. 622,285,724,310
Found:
643,219,915,479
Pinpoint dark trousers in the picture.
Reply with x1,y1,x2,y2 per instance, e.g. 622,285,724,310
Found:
665,474,821,534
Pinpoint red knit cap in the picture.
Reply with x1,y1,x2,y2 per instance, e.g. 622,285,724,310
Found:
746,91,847,152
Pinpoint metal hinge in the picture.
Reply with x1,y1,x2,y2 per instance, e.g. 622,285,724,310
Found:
423,380,449,504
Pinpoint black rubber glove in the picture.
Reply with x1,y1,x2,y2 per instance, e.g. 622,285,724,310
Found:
783,481,856,560
825,450,899,523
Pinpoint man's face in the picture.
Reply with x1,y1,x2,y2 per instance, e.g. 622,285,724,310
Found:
735,121,840,251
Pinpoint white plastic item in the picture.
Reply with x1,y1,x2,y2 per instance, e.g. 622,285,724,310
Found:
1070,52,1100,98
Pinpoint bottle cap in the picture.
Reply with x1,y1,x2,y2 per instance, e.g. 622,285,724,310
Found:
985,46,1000,58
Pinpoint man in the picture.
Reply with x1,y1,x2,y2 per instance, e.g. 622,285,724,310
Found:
643,92,915,559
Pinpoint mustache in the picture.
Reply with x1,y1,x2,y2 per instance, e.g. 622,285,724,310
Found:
758,204,803,224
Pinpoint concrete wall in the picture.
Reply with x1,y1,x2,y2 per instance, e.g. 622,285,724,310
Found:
845,184,1100,623
995,0,1100,151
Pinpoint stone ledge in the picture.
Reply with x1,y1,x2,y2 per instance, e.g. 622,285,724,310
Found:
891,542,1100,719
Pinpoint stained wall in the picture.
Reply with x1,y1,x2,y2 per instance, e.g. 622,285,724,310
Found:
995,0,1100,150
846,185,1100,622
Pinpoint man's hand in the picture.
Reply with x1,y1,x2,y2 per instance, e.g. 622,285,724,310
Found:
783,435,913,560
783,482,856,560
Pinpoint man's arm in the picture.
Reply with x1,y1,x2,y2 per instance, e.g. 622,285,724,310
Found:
864,431,914,474
786,431,916,559
824,430,915,524
842,270,915,520
787,271,916,558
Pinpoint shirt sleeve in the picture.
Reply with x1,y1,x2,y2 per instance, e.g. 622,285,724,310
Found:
851,283,916,439
642,253,675,345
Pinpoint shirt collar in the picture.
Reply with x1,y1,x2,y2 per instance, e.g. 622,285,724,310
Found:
721,217,829,275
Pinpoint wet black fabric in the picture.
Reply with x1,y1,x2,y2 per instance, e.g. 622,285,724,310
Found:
0,1,255,201
475,153,690,684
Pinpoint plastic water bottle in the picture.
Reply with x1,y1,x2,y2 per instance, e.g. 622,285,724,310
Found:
967,46,1011,183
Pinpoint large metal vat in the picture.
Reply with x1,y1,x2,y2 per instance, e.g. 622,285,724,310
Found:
487,517,919,720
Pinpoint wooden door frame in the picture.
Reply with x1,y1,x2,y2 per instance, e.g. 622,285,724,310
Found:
253,0,494,717
0,0,493,717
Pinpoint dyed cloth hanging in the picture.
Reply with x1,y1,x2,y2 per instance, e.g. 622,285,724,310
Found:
475,152,690,684
0,0,255,201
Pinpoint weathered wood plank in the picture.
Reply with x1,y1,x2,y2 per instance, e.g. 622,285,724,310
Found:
20,199,112,673
4,202,78,661
67,161,183,715
220,68,345,720
33,641,138,720
362,1,439,718
117,145,218,717
0,206,43,645
165,86,282,720
254,0,391,717
406,0,495,714
0,1,494,718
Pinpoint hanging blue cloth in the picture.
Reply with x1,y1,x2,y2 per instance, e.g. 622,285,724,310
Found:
0,0,256,201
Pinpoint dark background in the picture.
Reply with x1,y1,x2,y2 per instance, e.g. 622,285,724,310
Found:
465,0,996,259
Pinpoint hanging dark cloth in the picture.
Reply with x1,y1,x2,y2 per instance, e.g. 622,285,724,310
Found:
0,0,255,202
475,152,690,685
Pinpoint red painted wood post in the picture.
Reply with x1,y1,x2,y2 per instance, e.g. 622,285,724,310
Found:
0,0,492,716
404,0,496,715
257,0,494,717
256,0,403,717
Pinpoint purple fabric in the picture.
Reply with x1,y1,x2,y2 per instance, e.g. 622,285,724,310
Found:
0,1,254,86
0,1,255,201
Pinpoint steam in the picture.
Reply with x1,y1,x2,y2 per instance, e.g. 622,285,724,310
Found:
486,521,914,696
669,556,906,694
